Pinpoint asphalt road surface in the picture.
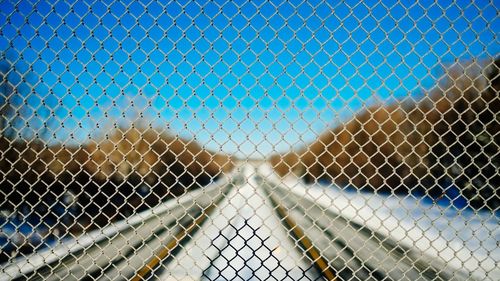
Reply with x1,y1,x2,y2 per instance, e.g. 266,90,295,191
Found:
1,163,497,280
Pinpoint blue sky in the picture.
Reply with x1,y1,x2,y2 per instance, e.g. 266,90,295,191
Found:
0,0,498,157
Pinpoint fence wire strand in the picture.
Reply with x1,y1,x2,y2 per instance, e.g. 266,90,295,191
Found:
0,0,499,280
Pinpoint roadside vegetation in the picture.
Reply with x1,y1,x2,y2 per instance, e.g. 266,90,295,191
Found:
271,58,499,211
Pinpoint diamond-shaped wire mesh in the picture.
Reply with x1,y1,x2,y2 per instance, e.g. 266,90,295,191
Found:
0,0,499,280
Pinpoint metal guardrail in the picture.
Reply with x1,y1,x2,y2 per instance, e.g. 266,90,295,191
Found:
1,173,234,280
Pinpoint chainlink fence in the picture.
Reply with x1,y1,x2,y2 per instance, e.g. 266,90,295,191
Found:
0,0,499,280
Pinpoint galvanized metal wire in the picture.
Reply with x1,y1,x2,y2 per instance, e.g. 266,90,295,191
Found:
0,0,498,280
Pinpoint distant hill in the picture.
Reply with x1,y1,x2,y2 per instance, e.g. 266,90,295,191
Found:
271,58,499,211
0,127,234,231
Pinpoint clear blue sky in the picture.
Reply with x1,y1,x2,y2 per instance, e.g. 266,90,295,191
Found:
0,0,498,157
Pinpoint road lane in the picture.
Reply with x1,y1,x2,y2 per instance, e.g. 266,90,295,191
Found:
159,166,321,280
262,177,473,281
2,176,234,281
1,164,490,280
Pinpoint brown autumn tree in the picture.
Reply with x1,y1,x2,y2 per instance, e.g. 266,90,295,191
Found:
271,58,499,210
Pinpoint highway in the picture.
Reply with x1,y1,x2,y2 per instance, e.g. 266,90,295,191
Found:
1,164,496,280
